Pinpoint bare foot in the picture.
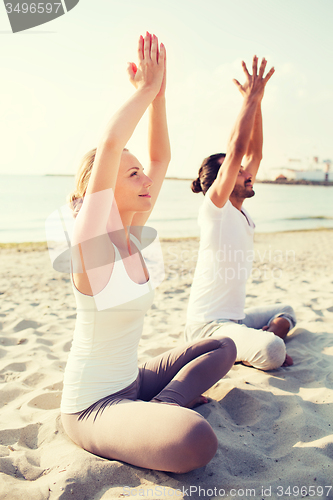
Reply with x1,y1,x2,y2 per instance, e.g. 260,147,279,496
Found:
282,353,293,367
263,317,290,340
186,395,209,409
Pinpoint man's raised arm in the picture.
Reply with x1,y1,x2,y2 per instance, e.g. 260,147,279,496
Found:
238,58,274,181
208,56,274,209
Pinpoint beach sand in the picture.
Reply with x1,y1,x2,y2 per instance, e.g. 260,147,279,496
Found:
0,230,332,500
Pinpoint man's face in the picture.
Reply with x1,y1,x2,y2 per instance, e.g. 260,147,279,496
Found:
231,167,255,200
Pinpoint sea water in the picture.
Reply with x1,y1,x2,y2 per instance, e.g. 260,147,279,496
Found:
0,175,332,242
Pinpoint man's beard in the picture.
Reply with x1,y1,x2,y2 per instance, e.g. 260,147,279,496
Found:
231,184,255,200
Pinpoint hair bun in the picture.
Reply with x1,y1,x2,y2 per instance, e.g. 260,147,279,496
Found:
191,177,202,193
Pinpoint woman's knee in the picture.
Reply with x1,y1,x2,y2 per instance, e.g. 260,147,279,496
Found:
174,417,218,473
218,336,237,365
190,336,237,370
208,337,237,376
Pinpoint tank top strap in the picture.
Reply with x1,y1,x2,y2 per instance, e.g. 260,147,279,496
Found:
111,239,122,262
129,233,142,251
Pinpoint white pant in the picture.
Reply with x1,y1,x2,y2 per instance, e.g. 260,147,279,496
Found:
185,304,296,371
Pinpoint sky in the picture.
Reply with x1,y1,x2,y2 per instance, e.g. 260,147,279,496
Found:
1,0,332,179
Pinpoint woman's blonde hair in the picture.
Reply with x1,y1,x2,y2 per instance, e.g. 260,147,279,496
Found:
68,147,129,217
68,148,97,217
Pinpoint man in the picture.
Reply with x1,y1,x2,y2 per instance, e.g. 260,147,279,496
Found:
185,56,296,370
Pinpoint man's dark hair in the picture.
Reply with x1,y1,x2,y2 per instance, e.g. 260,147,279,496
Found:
191,153,226,195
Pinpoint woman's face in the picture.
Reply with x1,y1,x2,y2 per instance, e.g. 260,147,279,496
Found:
114,150,153,213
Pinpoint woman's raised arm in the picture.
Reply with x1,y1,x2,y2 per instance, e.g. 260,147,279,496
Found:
76,33,165,238
129,33,170,227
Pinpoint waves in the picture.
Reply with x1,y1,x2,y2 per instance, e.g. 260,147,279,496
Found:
1,176,333,242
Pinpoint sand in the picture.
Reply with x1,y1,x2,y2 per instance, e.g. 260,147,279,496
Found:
0,230,332,500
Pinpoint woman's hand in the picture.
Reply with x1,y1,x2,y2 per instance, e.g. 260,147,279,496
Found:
127,32,166,97
233,56,275,102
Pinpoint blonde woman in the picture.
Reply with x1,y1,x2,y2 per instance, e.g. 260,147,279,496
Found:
60,33,236,474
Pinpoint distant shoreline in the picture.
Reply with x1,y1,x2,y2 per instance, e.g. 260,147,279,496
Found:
256,179,333,186
1,228,333,251
44,174,333,185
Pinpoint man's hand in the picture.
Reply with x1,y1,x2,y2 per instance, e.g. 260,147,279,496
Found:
233,56,275,102
127,32,165,98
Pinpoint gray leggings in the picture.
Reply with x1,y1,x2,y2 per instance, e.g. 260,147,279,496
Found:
61,337,236,474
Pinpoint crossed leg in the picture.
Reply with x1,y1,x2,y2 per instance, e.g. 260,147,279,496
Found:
61,337,236,473
243,304,296,367
139,337,236,406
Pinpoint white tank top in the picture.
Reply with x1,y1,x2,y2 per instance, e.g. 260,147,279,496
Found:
186,195,255,325
61,235,154,414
